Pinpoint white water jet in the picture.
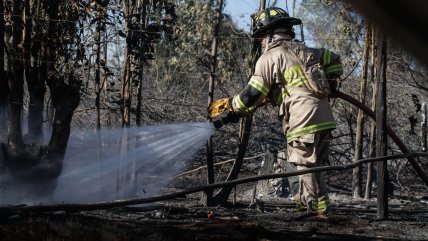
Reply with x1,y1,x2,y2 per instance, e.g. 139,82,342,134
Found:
0,122,215,205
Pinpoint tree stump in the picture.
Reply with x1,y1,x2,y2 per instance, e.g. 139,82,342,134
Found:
251,148,293,203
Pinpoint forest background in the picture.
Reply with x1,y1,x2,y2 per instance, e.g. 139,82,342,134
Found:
0,0,427,208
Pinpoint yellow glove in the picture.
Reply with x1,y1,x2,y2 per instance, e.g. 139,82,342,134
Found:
208,97,234,118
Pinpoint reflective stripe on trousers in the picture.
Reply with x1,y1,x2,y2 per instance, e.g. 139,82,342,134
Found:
286,121,336,140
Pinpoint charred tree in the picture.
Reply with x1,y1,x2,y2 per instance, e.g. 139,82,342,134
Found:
136,0,148,126
212,0,265,205
121,1,131,127
120,0,173,126
353,22,371,199
365,26,377,200
0,0,6,140
203,0,224,206
375,30,388,219
23,0,45,143
7,0,25,149
1,1,81,195
252,147,277,200
95,9,103,129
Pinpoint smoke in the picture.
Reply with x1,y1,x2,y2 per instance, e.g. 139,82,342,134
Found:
0,122,215,205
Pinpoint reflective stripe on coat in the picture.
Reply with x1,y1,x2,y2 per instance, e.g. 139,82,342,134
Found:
231,38,341,141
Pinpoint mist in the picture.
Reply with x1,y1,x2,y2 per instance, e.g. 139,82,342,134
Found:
0,122,214,205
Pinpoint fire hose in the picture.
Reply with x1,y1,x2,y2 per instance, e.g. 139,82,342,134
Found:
0,92,426,213
334,91,428,189
209,91,428,189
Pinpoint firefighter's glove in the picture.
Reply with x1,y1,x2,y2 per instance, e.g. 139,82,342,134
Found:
212,112,240,129
208,97,234,118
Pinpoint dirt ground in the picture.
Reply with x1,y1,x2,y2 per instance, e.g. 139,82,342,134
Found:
1,189,428,241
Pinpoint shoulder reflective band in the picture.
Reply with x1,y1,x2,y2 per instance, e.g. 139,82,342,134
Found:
286,121,336,140
325,64,343,74
249,77,269,96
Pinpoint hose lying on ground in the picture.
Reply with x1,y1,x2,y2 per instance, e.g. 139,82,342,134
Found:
0,91,426,213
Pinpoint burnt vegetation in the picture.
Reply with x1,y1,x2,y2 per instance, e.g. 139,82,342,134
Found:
0,0,428,240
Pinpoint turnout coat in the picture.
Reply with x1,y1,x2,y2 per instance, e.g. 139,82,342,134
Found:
231,37,343,144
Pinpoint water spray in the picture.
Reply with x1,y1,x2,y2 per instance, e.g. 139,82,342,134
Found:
0,122,215,205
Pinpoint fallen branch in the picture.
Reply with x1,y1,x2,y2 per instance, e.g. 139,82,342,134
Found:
1,152,426,213
170,153,265,179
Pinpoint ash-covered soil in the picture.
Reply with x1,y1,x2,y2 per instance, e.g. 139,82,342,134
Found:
1,191,427,241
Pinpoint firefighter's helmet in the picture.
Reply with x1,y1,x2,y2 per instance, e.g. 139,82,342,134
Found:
251,7,301,38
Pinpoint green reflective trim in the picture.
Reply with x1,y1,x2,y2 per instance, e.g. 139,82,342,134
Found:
234,96,258,113
283,69,293,84
284,65,307,88
288,77,307,88
276,89,289,105
249,78,269,96
282,89,289,98
317,200,331,210
294,64,304,75
323,49,331,65
287,121,337,140
318,200,331,205
318,200,330,205
234,96,250,113
325,64,343,74
283,65,299,84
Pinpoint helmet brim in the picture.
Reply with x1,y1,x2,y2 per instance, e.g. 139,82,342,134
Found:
251,17,302,38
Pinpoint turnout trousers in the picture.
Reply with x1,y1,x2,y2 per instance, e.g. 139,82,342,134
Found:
287,130,331,213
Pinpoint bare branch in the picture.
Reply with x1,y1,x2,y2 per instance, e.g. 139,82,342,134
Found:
1,152,426,214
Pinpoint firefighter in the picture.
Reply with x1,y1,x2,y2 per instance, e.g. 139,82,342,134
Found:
208,7,343,215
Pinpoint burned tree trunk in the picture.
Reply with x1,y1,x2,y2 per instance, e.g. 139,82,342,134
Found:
24,0,45,143
365,26,377,200
121,1,131,127
213,115,253,204
1,1,80,192
353,22,371,199
375,30,388,219
204,0,224,206
0,0,6,141
212,0,265,205
46,74,80,175
0,77,7,141
95,16,102,129
253,147,277,200
136,0,148,126
26,67,46,143
7,0,25,148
